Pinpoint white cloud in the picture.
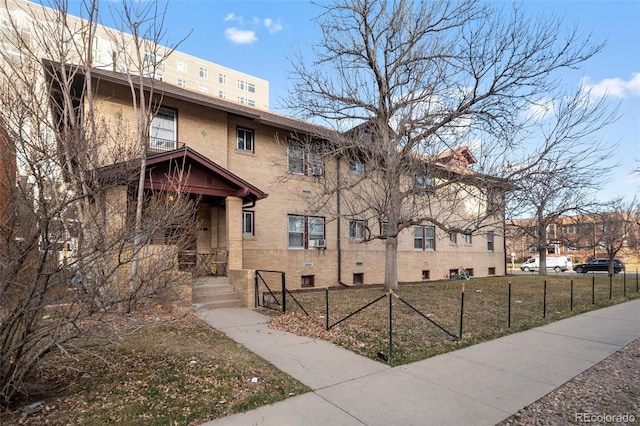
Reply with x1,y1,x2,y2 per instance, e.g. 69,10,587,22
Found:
582,73,640,99
223,13,235,22
264,18,283,34
525,98,556,120
224,27,257,44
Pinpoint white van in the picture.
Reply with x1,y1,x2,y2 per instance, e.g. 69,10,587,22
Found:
520,256,572,272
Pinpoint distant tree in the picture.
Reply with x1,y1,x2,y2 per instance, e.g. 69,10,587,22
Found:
284,0,614,288
506,87,617,275
575,198,638,276
0,0,195,406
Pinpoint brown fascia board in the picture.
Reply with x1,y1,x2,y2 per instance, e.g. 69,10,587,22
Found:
83,66,333,138
145,146,268,201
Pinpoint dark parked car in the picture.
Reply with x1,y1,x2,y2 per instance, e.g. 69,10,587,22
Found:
573,258,625,274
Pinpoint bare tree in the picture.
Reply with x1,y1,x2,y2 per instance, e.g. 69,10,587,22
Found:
0,0,196,406
506,88,618,275
571,198,638,276
284,0,613,289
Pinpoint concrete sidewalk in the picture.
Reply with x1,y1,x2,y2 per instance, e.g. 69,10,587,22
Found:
198,299,640,426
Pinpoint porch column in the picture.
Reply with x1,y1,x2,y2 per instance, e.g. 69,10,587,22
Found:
225,196,243,270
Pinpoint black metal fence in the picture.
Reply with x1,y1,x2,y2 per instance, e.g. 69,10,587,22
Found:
272,270,640,365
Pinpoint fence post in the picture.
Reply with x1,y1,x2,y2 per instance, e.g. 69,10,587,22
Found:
637,269,639,293
543,280,547,319
281,273,286,313
388,292,393,362
459,282,465,338
325,287,329,331
592,276,595,305
609,274,613,300
624,269,627,297
508,281,512,328
254,272,259,308
570,279,574,311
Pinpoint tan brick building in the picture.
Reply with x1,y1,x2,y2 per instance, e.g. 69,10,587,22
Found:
61,66,506,291
3,0,507,305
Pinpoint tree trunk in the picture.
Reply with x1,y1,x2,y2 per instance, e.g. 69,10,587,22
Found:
384,236,399,291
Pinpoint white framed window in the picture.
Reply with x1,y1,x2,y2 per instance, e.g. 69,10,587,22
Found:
415,175,434,191
177,78,186,88
218,73,226,84
287,140,323,176
414,225,435,250
288,215,325,249
177,61,186,72
199,67,208,78
237,96,256,107
218,90,226,99
237,127,254,152
243,211,254,235
349,220,366,240
487,231,494,251
449,231,457,244
198,85,208,93
563,224,577,234
150,107,176,151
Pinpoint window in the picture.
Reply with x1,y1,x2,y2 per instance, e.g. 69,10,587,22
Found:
301,275,315,288
199,67,208,78
414,225,435,250
288,140,323,176
150,107,176,151
198,85,208,93
218,90,226,99
177,61,186,72
449,231,457,244
243,211,254,235
237,79,255,92
415,175,434,191
422,270,430,280
464,232,472,244
237,127,254,152
349,220,366,240
218,73,226,84
563,224,577,234
487,231,494,251
349,157,365,173
143,50,163,71
177,78,186,88
353,273,364,285
488,267,496,275
237,96,256,107
288,215,325,249
380,221,388,238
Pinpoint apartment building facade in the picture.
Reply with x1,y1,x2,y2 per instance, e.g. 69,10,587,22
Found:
2,1,507,306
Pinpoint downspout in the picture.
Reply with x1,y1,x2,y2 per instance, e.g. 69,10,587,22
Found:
336,158,350,287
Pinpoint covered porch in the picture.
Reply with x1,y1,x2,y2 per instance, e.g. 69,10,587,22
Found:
140,146,267,276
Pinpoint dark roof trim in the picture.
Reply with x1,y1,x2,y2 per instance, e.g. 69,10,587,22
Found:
146,146,268,201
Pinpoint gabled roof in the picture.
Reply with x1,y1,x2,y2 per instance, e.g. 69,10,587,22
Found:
144,146,268,201
96,146,267,202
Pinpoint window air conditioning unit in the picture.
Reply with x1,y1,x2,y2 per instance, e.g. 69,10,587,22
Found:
310,239,326,248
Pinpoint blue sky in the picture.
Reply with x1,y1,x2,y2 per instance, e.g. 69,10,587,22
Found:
89,0,639,202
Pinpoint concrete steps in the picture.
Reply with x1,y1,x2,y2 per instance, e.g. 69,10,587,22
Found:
192,276,243,309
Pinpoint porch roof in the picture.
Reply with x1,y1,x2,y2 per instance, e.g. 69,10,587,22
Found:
145,146,268,201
